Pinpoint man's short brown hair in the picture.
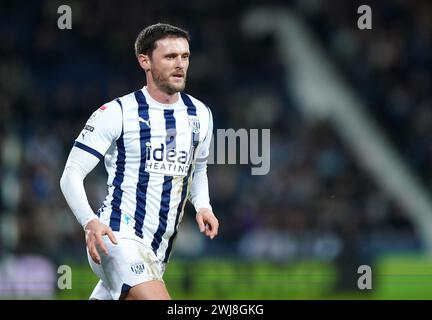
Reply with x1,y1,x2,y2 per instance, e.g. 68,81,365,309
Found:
134,23,190,57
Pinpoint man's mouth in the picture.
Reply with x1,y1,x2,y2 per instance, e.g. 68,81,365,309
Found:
171,73,184,79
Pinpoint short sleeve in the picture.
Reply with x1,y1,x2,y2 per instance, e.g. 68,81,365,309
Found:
74,102,122,160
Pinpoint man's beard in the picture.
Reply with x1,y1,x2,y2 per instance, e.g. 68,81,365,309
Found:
151,69,186,95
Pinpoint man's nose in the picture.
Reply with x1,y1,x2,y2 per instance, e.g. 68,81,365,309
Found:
175,56,185,68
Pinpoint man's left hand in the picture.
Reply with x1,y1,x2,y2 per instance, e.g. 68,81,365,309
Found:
196,208,219,239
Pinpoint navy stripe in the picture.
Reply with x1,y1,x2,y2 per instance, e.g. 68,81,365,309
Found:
150,107,177,253
180,92,197,116
181,92,200,157
109,98,125,231
121,283,131,293
74,141,103,160
164,109,176,148
163,94,200,261
151,175,173,253
133,90,151,238
163,168,191,263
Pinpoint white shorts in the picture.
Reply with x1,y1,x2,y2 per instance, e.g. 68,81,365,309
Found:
87,234,166,300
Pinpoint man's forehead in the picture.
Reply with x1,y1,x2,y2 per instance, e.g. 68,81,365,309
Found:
154,37,189,52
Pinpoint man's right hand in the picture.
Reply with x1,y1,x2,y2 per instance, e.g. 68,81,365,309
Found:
84,219,118,264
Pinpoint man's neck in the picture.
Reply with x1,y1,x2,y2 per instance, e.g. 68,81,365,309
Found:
145,84,179,105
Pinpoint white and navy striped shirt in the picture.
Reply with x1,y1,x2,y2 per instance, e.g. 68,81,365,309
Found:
73,87,213,263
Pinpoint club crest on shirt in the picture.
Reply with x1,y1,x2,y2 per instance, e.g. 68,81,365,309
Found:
188,116,200,134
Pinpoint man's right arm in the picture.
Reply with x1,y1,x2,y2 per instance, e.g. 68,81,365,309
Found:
60,102,122,228
60,147,101,228
60,148,118,264
60,102,122,263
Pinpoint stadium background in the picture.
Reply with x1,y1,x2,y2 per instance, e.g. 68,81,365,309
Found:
1,0,432,299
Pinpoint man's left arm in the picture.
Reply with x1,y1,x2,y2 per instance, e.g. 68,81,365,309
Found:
189,108,219,239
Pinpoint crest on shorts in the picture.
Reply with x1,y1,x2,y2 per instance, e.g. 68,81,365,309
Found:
130,262,145,275
188,116,200,134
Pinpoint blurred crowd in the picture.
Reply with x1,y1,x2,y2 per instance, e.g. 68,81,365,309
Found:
0,0,430,275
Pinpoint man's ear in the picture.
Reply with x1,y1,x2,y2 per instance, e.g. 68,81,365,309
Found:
137,54,151,72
